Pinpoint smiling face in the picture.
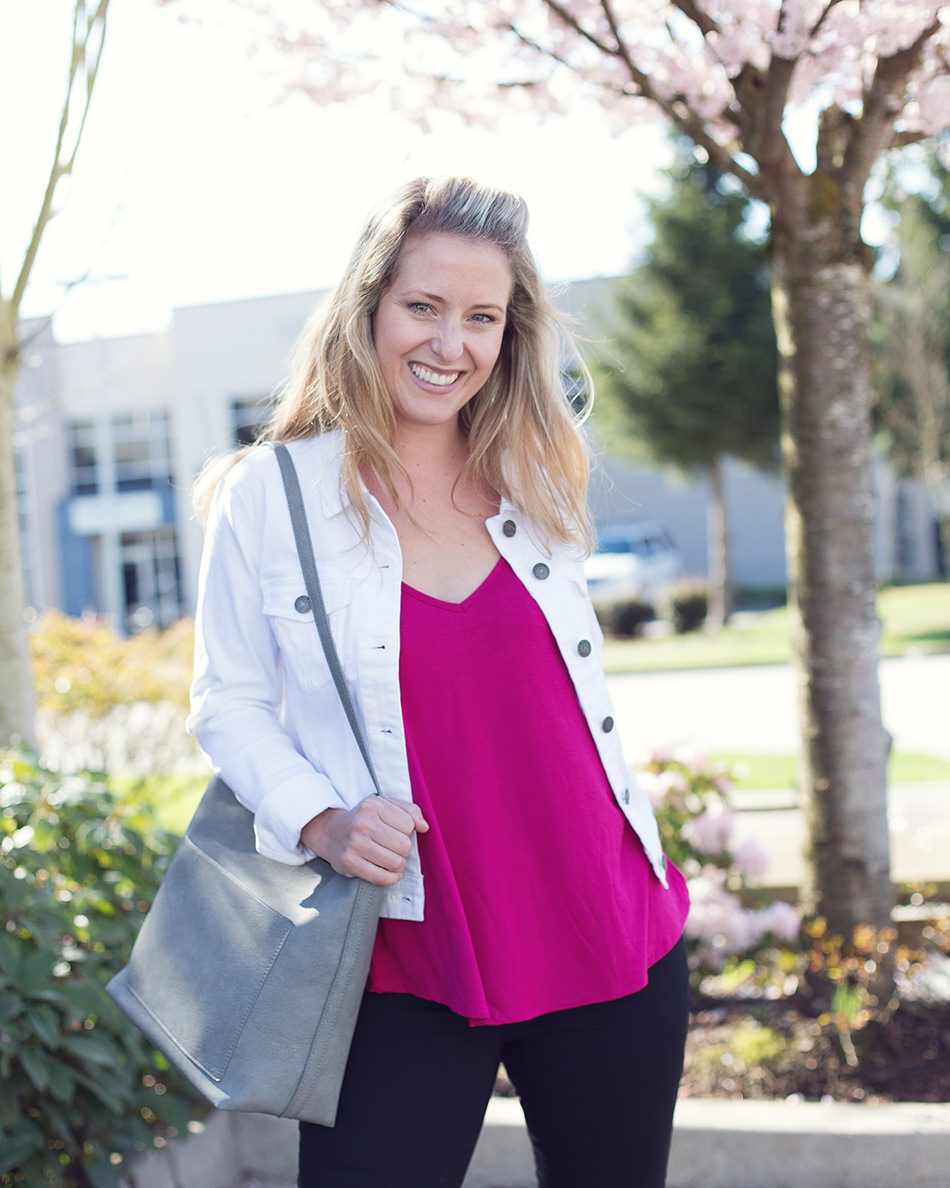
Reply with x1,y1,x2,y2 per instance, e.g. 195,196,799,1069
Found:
372,232,512,439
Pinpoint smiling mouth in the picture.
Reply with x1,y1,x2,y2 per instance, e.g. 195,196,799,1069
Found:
409,362,462,387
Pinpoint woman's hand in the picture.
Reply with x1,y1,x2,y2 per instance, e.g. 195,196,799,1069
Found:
300,797,429,886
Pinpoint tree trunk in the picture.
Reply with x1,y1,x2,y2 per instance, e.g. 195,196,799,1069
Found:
0,306,36,747
705,456,734,630
769,202,892,934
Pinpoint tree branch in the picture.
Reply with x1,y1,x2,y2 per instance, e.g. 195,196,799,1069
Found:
842,16,941,193
11,0,111,315
596,1,764,197
670,1,719,40
538,0,619,59
811,0,848,40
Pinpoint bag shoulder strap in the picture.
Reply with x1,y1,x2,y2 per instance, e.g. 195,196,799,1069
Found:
273,442,381,798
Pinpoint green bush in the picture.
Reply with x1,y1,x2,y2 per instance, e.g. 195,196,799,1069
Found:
0,751,203,1188
30,612,193,719
594,598,655,638
658,580,709,633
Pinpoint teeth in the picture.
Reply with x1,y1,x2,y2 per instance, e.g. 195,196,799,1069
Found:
410,363,460,387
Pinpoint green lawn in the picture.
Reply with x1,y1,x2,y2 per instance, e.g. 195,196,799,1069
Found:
602,582,950,674
112,772,208,837
109,585,948,831
713,750,950,792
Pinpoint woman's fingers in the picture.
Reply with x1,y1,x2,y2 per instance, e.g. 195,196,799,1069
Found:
300,796,428,884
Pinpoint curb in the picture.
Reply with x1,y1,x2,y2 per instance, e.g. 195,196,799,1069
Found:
120,1097,950,1188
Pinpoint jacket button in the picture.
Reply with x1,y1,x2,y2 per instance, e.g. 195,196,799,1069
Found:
602,716,614,733
532,562,550,580
623,788,630,804
502,519,517,537
294,595,312,614
577,639,592,657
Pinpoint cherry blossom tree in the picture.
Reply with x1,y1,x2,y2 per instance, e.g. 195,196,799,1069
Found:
237,0,948,934
1,1,111,747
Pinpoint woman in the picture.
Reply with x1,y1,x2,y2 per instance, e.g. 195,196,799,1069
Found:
188,176,691,1188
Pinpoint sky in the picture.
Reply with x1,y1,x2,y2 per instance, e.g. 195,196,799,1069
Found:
3,0,675,343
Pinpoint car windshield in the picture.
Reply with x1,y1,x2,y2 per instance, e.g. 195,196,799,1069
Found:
598,536,667,557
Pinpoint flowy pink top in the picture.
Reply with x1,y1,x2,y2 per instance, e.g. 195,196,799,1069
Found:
368,557,689,1026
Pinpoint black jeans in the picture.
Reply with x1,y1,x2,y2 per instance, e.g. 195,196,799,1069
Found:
298,937,690,1188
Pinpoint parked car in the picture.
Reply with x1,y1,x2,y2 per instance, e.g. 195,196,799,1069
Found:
584,521,682,610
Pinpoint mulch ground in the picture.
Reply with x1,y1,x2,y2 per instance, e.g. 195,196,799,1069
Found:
680,996,950,1103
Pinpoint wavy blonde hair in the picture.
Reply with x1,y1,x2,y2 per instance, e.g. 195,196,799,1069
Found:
196,176,593,549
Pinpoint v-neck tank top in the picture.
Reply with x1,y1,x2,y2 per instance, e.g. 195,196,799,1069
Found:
368,557,689,1026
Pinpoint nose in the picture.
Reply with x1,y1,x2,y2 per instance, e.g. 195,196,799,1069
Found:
431,316,463,362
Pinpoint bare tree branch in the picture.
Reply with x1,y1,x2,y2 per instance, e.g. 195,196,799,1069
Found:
11,0,111,315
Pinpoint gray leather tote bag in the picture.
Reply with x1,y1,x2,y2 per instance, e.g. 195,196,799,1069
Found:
107,443,382,1126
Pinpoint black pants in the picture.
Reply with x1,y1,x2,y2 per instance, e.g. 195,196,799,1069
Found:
298,938,689,1188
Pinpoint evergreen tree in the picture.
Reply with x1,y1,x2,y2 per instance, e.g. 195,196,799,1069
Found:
873,154,950,577
596,150,780,628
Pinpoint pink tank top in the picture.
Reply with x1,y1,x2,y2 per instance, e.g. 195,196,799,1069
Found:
368,557,689,1025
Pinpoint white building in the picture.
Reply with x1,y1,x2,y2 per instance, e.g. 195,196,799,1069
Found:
14,284,941,633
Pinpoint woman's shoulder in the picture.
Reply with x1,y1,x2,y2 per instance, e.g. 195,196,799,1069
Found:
219,432,342,500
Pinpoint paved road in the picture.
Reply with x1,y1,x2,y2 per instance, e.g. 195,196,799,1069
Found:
606,653,950,760
606,653,950,887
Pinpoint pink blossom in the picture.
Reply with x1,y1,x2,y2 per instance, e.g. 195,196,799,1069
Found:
681,802,735,854
673,743,710,771
656,768,689,797
756,900,801,943
733,837,771,880
633,769,663,807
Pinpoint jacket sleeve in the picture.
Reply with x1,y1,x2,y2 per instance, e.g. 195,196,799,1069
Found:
186,465,343,864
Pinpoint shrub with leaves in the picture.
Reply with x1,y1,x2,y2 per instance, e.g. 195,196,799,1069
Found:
634,746,800,980
0,750,203,1188
657,579,709,634
594,598,656,638
30,613,193,720
30,613,201,776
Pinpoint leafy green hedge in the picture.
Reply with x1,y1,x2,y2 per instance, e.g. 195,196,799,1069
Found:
0,751,203,1188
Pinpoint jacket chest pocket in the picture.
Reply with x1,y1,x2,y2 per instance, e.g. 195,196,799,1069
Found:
261,574,351,693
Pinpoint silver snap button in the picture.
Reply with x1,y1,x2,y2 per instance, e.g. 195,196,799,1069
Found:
294,595,312,614
577,639,592,657
602,716,614,733
532,562,550,580
502,519,517,537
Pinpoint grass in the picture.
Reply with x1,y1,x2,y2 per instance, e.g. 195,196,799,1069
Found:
602,582,950,674
102,586,948,828
714,750,950,791
109,750,950,838
111,772,209,836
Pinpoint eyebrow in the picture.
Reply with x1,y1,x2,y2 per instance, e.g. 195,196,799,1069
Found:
398,288,508,313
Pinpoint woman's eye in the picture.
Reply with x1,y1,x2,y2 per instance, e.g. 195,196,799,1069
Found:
472,312,498,325
408,301,432,314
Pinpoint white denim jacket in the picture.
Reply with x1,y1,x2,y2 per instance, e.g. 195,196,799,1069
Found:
187,433,668,920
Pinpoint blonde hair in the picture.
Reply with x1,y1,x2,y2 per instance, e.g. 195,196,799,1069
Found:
196,176,593,549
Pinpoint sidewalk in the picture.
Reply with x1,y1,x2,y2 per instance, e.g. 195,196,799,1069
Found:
122,1099,950,1188
123,661,950,1187
730,781,950,890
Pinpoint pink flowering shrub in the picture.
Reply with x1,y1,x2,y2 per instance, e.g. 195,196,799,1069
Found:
634,746,800,980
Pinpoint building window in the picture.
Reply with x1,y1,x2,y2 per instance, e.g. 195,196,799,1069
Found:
114,410,172,492
67,410,172,495
68,419,99,495
231,397,270,446
120,527,184,632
